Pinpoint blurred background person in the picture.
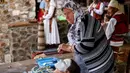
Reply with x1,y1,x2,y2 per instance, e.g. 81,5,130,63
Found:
106,0,128,59
43,0,60,48
88,0,105,21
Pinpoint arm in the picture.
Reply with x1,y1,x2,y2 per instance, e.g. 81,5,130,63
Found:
105,18,117,40
88,3,94,12
43,5,55,19
74,14,104,54
57,43,74,53
93,3,105,15
74,20,95,54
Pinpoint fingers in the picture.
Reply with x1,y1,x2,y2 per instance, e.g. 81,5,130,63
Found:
90,7,94,11
58,43,65,49
57,43,66,53
57,47,63,53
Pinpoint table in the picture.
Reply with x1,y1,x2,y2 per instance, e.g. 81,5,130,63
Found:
0,53,73,73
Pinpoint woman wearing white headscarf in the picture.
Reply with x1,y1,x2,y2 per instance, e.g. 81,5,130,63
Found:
58,0,114,73
43,0,60,45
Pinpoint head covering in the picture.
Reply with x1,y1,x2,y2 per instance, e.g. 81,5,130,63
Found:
54,59,71,72
62,0,85,23
108,0,119,9
50,0,56,7
62,0,81,12
62,0,86,45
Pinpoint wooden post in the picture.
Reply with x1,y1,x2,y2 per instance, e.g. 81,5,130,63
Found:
37,23,45,50
0,48,4,63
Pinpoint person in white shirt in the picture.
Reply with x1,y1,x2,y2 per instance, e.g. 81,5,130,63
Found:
43,0,60,46
106,0,128,59
88,0,105,20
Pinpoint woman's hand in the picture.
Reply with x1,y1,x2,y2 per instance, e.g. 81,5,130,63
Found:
38,17,44,24
38,21,43,24
58,43,69,53
40,17,44,21
57,43,73,53
101,23,106,26
90,7,94,11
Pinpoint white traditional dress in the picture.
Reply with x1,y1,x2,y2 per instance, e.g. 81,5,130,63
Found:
43,0,60,44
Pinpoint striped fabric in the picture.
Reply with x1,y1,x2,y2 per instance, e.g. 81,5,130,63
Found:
74,14,114,73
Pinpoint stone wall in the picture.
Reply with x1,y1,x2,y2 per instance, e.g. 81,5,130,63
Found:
0,0,35,63
9,22,38,62
8,21,69,62
0,0,35,24
0,0,69,63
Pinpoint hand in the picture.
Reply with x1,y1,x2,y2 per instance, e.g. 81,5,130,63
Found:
101,23,106,26
90,7,94,11
40,17,44,21
57,43,70,53
38,21,43,24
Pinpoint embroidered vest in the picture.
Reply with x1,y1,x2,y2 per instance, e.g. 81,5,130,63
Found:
111,14,128,42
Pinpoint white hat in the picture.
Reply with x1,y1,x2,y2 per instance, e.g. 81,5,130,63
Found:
108,0,119,9
54,59,71,72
